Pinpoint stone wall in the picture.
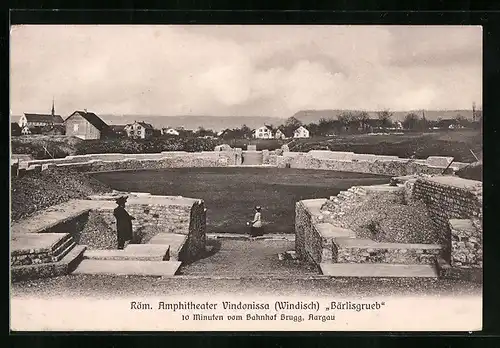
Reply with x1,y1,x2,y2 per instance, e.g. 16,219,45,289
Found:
411,177,482,264
295,199,327,265
11,251,53,266
277,153,452,176
334,242,441,264
21,151,241,174
16,150,460,177
90,197,207,261
449,219,482,268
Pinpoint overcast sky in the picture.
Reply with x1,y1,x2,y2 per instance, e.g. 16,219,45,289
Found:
10,25,482,118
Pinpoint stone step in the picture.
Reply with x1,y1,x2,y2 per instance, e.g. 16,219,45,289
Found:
65,245,88,273
320,263,438,278
315,223,356,239
73,259,182,277
84,244,170,261
361,184,403,193
11,233,72,256
51,236,75,259
147,233,188,261
12,245,87,282
52,241,76,262
50,233,74,253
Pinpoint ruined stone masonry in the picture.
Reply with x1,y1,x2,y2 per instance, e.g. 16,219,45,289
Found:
13,149,468,178
296,175,482,281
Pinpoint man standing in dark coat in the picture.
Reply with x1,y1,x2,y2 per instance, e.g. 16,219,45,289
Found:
113,196,135,249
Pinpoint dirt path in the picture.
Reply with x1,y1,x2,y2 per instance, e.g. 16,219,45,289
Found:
179,239,320,277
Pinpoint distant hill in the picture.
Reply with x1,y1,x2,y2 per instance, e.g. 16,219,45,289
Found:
10,109,475,132
292,109,474,124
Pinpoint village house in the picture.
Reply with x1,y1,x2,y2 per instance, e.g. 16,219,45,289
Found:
253,125,274,139
125,121,155,139
274,129,286,139
64,110,110,140
161,127,180,136
20,126,31,135
293,126,310,138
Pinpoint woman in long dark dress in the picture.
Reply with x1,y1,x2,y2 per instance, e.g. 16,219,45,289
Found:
248,206,264,237
113,196,135,249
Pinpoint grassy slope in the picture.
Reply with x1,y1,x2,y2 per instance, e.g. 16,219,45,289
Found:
10,168,112,222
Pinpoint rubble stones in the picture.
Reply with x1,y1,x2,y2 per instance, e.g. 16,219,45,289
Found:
449,219,482,268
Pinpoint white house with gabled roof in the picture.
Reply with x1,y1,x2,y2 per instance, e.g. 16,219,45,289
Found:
253,125,274,139
293,126,310,138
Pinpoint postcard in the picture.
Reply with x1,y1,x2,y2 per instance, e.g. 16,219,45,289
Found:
10,24,483,332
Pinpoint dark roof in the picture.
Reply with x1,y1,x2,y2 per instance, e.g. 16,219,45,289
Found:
11,122,21,130
137,121,154,129
255,125,273,132
110,125,127,131
67,111,109,131
24,113,64,124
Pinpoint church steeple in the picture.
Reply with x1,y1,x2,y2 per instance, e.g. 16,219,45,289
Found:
51,97,55,116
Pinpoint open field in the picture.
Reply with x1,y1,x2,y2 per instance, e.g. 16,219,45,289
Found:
11,129,482,163
92,167,390,234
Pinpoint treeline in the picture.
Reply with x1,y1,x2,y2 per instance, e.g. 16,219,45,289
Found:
219,110,483,140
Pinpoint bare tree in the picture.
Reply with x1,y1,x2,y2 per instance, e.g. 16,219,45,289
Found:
377,110,393,128
403,113,421,130
356,111,370,131
338,112,354,131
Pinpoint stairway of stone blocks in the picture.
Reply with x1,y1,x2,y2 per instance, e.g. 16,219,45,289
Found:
10,199,187,281
74,232,187,277
312,184,445,279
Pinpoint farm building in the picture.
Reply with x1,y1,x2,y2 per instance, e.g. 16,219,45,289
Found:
64,110,110,140
293,126,310,138
253,125,274,139
11,123,21,136
125,121,155,139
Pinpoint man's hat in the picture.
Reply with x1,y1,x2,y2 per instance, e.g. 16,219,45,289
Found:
255,206,261,210
115,196,128,204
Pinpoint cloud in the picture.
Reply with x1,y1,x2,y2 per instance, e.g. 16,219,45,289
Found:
10,25,482,117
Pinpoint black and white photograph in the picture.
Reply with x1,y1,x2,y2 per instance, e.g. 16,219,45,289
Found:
10,24,483,331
